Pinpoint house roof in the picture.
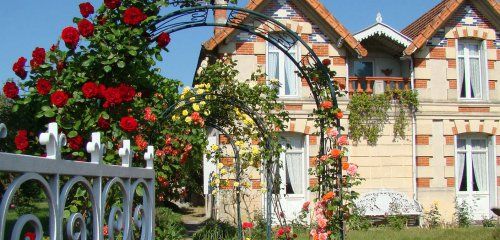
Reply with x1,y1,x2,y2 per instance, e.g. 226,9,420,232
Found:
354,13,412,48
402,0,500,56
203,0,368,57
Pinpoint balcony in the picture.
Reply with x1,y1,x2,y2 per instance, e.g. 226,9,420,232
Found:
348,76,411,96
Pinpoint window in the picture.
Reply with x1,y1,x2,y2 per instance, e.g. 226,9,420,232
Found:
353,61,374,77
457,40,485,100
279,134,305,195
456,136,489,192
267,36,299,97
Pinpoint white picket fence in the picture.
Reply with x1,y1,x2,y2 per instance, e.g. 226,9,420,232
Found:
0,122,155,240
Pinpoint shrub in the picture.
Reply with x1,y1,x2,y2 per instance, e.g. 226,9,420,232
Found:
455,200,473,228
192,219,237,240
155,207,186,240
482,216,496,228
424,202,442,228
387,215,407,230
348,208,371,231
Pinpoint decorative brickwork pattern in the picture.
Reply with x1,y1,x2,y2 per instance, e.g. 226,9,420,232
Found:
414,58,427,68
417,178,431,188
235,42,254,55
489,80,496,90
429,47,446,59
416,156,430,166
415,79,428,89
446,177,455,188
445,156,455,166
444,135,454,145
449,79,457,89
416,135,431,145
458,107,490,113
309,135,318,145
284,104,303,111
312,44,329,56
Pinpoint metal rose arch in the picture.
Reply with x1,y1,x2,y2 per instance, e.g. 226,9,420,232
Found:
148,4,346,240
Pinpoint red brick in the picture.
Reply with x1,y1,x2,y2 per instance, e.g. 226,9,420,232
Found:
414,58,427,68
416,135,430,145
496,156,500,166
309,156,318,167
251,179,261,189
417,178,431,188
289,122,295,132
220,179,234,190
488,60,495,70
489,80,496,90
448,59,456,68
309,178,318,187
415,79,428,89
301,34,309,43
465,124,471,133
497,135,500,145
444,135,454,145
446,177,455,187
284,104,302,111
430,47,446,59
458,107,490,113
497,177,500,187
257,55,266,65
332,57,346,66
304,126,311,134
449,79,457,89
309,135,318,145
445,156,455,166
302,78,309,86
487,40,495,49
220,157,234,167
452,127,458,135
235,42,254,55
312,44,329,57
447,39,456,47
416,156,430,166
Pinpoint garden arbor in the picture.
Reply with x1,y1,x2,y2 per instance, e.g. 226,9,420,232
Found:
149,4,346,240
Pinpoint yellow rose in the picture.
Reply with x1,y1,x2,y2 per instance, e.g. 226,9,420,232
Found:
196,89,204,94
182,109,189,116
235,141,244,147
182,86,191,94
217,162,224,169
212,189,218,195
200,101,206,106
185,117,192,123
172,115,179,121
233,181,240,187
220,169,227,175
189,97,195,102
211,144,219,151
252,146,260,155
192,103,200,112
204,110,211,116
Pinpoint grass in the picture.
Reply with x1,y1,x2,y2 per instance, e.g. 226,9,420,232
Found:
293,227,500,240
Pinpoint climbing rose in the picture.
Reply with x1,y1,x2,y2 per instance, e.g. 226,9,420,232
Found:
326,128,338,138
157,32,171,48
14,130,29,152
103,87,122,108
302,201,310,211
336,111,344,119
322,58,331,66
97,116,110,130
79,2,94,18
61,27,80,49
103,225,109,236
118,84,135,102
24,232,36,240
342,161,349,170
330,148,341,159
320,100,333,109
347,164,358,176
36,78,52,95
78,19,94,37
12,57,27,79
337,135,349,146
31,47,46,67
242,222,253,229
50,90,69,108
134,135,148,151
82,82,99,98
322,191,335,202
120,116,138,132
68,135,84,150
144,107,157,122
104,0,121,9
123,7,147,26
3,82,19,99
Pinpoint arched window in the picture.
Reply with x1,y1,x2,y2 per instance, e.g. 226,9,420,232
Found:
267,34,300,97
457,39,487,100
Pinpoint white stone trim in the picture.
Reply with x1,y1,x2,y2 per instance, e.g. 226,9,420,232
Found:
354,22,412,47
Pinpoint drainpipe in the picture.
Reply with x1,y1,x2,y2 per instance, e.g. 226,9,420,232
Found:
403,55,417,203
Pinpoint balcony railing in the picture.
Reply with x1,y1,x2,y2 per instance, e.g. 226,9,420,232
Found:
348,76,411,95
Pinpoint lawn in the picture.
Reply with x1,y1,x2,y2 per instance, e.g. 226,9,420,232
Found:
293,227,500,240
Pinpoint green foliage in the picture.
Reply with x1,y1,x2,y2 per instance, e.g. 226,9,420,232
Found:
348,90,419,145
482,216,496,228
424,202,442,229
348,208,372,231
455,200,473,228
155,207,186,240
192,219,237,240
387,215,408,230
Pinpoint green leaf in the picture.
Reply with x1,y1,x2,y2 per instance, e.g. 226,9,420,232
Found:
70,205,78,213
43,110,55,118
155,53,163,61
117,61,126,68
128,50,137,56
68,131,78,138
64,210,71,218
104,66,112,72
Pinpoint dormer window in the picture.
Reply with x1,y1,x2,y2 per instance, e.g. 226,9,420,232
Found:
267,35,300,97
457,40,487,100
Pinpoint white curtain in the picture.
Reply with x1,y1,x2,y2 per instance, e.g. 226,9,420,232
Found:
285,153,303,194
268,52,279,80
472,152,488,191
284,56,297,95
469,58,481,99
458,152,466,191
458,57,466,98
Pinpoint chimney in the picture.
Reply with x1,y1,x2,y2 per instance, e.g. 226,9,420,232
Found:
213,0,228,35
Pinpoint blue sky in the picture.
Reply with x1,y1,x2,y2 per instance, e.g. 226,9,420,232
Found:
0,0,441,87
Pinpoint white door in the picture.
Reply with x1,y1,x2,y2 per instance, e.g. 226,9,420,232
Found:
277,133,307,222
456,136,491,220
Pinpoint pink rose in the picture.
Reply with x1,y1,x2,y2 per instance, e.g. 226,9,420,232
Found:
347,164,358,176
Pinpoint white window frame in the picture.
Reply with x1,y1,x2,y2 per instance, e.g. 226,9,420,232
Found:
456,39,487,101
280,133,307,198
455,134,489,195
266,37,301,98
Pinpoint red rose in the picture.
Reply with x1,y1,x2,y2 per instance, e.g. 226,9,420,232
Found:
79,2,94,18
12,57,27,79
118,84,135,102
103,87,122,108
24,232,36,240
61,27,80,49
97,116,110,130
36,78,52,95
50,90,70,108
31,47,46,67
120,116,138,132
104,0,121,9
57,61,65,73
50,44,58,52
330,148,341,158
320,100,333,109
3,82,19,99
97,84,107,98
14,130,29,152
68,135,84,151
242,222,254,229
78,19,94,38
336,111,344,119
82,82,99,98
97,15,107,25
322,58,331,66
157,32,171,48
123,7,147,26
30,59,41,70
